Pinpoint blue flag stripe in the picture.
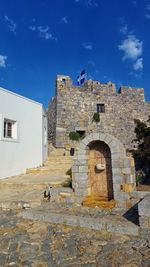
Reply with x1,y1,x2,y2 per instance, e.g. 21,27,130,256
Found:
77,69,86,86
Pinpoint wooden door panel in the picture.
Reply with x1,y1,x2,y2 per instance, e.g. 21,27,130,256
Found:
88,141,113,200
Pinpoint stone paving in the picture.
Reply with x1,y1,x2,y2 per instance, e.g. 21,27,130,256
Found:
0,209,150,267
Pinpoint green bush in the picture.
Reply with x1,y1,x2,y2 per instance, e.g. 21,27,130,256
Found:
66,168,72,178
62,177,72,188
93,112,100,123
69,131,80,141
136,170,143,185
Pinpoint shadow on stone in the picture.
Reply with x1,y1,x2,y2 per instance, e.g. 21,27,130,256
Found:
123,203,139,226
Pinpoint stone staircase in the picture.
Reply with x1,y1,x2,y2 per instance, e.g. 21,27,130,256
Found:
26,143,75,176
0,143,76,209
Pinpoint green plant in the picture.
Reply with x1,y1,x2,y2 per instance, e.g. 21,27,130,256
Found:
69,131,80,141
93,112,100,123
130,116,150,185
66,168,72,178
62,176,72,188
136,170,143,185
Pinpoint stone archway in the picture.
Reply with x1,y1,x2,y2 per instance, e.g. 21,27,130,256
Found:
72,132,136,208
88,141,113,201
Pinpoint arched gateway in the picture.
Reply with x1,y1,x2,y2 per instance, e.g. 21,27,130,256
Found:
72,132,136,208
88,141,113,201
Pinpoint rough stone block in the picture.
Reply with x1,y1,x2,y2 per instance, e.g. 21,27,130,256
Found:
78,154,88,160
112,160,124,168
77,180,88,188
121,183,134,193
122,168,131,175
76,159,87,165
85,133,93,142
75,188,88,197
103,136,113,145
78,142,86,150
139,216,149,229
98,132,106,141
113,184,121,193
72,165,79,173
123,159,131,168
130,191,150,200
107,221,139,236
138,195,150,217
82,137,90,146
92,133,100,140
79,217,105,231
77,149,87,156
79,165,88,173
65,215,78,226
74,173,87,181
111,152,126,160
113,175,123,184
112,167,122,176
114,191,129,201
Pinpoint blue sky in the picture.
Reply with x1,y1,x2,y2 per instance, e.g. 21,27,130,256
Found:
0,0,150,107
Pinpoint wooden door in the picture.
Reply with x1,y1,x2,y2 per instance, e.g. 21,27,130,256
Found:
88,141,113,200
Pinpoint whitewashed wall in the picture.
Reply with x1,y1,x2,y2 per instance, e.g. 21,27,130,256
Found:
0,87,47,179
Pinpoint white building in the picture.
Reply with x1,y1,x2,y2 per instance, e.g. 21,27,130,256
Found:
0,87,47,179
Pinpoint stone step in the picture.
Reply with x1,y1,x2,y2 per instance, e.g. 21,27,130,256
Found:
20,203,140,237
45,160,73,164
46,161,72,164
0,187,74,210
0,181,64,190
0,173,69,190
43,163,72,168
26,167,72,175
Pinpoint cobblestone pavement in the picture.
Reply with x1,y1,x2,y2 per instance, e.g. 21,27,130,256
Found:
0,209,150,267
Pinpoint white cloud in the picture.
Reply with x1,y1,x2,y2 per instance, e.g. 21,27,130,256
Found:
29,25,57,41
88,60,95,66
75,0,98,7
4,16,16,34
145,14,150,19
146,4,150,10
133,58,143,71
132,1,137,6
0,55,7,68
118,35,143,71
29,26,36,31
86,0,98,7
82,42,93,50
62,16,68,24
118,35,142,60
120,24,128,35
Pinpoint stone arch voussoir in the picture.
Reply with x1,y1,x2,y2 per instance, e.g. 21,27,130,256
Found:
78,132,126,157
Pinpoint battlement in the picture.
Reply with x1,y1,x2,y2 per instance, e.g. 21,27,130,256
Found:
56,75,145,100
56,75,72,94
48,74,150,150
118,86,145,101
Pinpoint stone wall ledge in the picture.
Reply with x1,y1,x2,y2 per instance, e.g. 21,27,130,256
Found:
21,208,139,236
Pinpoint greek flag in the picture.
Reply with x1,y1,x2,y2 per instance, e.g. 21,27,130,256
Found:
77,69,86,86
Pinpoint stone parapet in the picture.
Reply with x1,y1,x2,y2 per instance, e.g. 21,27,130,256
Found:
138,195,150,229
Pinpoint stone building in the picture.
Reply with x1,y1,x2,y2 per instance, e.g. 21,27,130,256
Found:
48,75,150,150
48,75,150,208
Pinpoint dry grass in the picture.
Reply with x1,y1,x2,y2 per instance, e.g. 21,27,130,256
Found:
82,195,116,209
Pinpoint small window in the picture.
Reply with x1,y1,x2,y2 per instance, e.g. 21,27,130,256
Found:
3,119,17,139
76,130,85,138
62,78,66,84
97,104,105,113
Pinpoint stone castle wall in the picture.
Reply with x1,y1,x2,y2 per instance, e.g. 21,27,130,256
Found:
48,97,56,143
48,75,150,149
